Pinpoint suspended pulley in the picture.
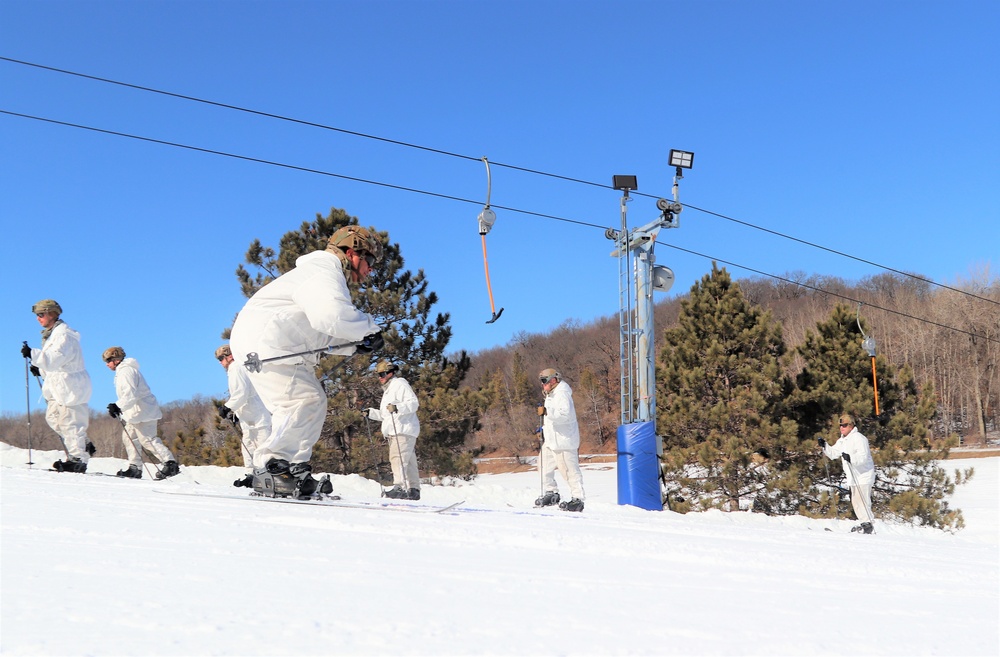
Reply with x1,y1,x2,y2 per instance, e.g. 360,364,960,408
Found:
478,156,503,324
857,303,880,417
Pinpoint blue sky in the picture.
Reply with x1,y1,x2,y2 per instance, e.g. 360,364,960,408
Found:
2,0,998,415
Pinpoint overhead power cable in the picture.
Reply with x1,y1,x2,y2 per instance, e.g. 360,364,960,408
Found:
2,108,994,347
655,239,998,345
2,55,994,307
0,109,603,231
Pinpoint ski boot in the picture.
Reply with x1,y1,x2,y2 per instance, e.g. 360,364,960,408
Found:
535,491,560,507
233,472,254,488
559,498,585,512
851,522,874,535
117,464,142,479
155,460,180,480
383,485,407,499
53,458,88,473
406,488,421,501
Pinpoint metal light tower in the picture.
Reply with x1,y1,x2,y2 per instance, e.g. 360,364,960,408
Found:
609,150,693,509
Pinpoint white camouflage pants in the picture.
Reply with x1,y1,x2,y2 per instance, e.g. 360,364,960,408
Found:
541,445,585,501
247,361,326,468
121,420,174,468
387,433,420,490
45,402,90,463
850,482,874,523
238,420,270,468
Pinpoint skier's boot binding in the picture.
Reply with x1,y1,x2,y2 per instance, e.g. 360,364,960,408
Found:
252,458,296,498
155,460,180,480
535,491,560,507
233,473,254,488
53,458,87,473
290,462,321,499
559,498,585,512
117,464,142,479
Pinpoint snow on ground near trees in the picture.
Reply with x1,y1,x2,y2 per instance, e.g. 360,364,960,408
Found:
1,444,997,657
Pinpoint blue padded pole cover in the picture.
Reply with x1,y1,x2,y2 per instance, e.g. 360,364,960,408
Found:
617,422,661,510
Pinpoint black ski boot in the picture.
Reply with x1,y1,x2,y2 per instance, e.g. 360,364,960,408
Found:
406,488,421,501
535,491,560,507
559,498,585,512
384,485,407,499
86,441,97,456
851,522,874,534
155,460,180,480
117,464,142,479
53,458,87,473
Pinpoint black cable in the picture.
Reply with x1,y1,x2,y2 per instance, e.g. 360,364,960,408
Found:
655,239,999,345
3,55,994,307
1,108,995,345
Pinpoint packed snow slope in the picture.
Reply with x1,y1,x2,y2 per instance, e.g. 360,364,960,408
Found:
1,444,997,657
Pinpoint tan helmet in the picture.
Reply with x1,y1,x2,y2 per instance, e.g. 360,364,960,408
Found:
375,360,398,375
215,345,232,360
102,346,126,363
539,368,561,384
326,225,383,264
32,299,63,316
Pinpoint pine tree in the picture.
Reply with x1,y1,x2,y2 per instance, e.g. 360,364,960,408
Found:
233,207,482,479
789,304,969,530
657,264,799,513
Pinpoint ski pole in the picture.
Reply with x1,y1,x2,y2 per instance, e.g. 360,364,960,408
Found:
117,416,159,480
23,343,33,467
360,412,384,494
225,412,255,466
243,340,363,373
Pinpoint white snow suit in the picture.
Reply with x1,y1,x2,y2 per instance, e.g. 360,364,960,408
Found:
229,249,379,468
224,363,271,467
30,321,92,462
113,357,174,468
541,379,585,501
368,375,420,490
823,426,875,523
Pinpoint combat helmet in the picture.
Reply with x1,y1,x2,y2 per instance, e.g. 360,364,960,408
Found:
326,225,383,264
32,299,63,316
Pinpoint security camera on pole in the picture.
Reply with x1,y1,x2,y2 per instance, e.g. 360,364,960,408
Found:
607,149,694,511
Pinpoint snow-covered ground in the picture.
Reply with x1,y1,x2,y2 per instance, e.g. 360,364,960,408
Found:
1,444,997,656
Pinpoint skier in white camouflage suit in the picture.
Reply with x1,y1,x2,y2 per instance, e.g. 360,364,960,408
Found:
367,360,421,500
820,413,875,534
215,344,271,468
229,224,384,498
103,346,179,480
22,299,93,473
535,368,586,512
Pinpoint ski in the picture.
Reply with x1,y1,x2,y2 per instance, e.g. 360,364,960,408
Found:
153,488,464,514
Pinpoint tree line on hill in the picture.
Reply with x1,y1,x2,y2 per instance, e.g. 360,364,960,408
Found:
3,207,994,531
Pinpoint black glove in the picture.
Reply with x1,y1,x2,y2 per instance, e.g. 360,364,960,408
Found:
86,442,97,456
21,343,32,358
107,403,122,419
29,365,41,377
818,438,826,448
356,331,384,354
537,405,546,417
386,403,397,413
842,452,851,463
218,405,234,420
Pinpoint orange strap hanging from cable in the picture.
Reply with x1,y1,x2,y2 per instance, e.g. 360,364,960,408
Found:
478,157,503,324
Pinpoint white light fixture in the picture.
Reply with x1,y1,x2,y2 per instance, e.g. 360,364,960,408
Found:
669,149,694,170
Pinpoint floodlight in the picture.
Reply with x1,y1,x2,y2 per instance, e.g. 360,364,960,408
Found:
669,149,694,170
612,175,638,192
